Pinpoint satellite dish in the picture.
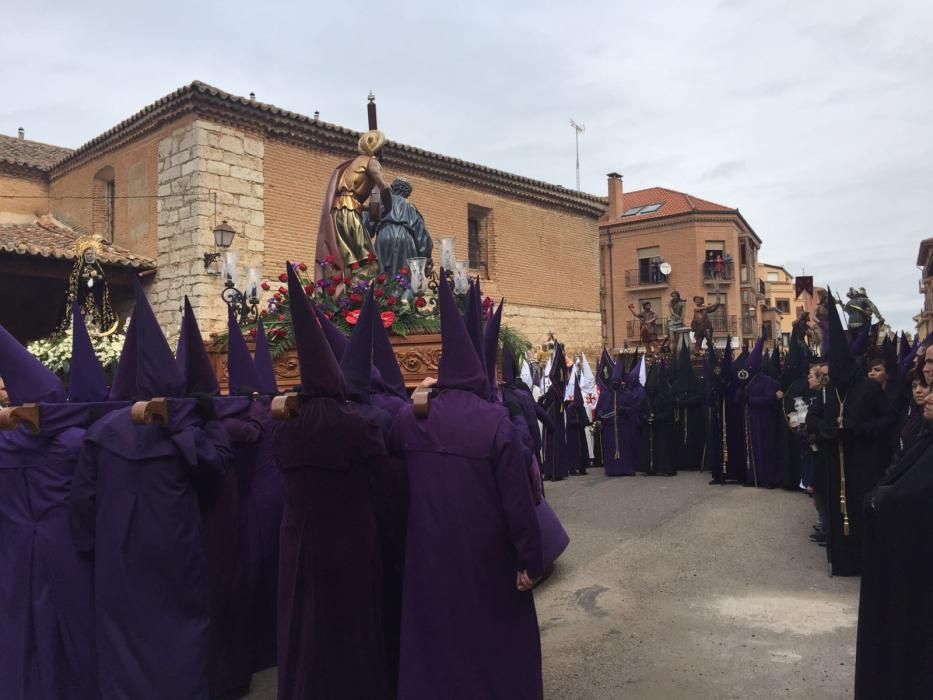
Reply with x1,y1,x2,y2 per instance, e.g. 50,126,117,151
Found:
659,262,672,275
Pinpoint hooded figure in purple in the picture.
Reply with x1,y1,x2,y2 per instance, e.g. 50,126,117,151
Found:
0,303,121,700
274,263,392,700
69,279,233,700
672,341,705,470
595,354,639,476
540,341,570,480
564,373,590,475
736,338,782,488
177,298,253,698
388,271,544,700
222,307,284,674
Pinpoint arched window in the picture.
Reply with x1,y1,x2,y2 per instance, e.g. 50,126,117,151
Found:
92,166,115,243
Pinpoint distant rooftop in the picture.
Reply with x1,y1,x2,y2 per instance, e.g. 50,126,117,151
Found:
0,133,73,172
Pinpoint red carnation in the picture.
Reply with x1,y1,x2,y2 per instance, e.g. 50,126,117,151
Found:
400,266,410,275
415,296,427,308
260,281,271,291
367,251,377,261
277,314,286,322
248,328,257,338
387,296,397,306
304,284,314,295
345,309,361,325
260,309,269,317
350,261,361,271
298,262,308,271
278,273,288,283
374,287,385,299
278,286,288,295
376,273,386,283
344,275,353,285
273,293,283,302
350,293,363,304
326,287,336,296
380,311,396,328
331,274,342,284
323,255,335,265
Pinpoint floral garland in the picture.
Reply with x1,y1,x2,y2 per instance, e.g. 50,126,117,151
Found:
28,317,130,375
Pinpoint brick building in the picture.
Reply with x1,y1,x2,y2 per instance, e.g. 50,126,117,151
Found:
758,262,795,346
0,81,605,353
598,174,763,351
915,238,933,339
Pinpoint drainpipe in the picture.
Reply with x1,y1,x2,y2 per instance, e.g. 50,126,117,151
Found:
607,232,616,348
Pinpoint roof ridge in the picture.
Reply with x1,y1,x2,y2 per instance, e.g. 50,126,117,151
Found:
0,133,73,152
49,81,607,215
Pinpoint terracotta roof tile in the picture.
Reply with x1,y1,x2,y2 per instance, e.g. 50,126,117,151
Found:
0,134,72,172
609,186,735,223
0,216,155,269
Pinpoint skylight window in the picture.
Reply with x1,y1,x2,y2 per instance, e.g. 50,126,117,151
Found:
621,203,662,216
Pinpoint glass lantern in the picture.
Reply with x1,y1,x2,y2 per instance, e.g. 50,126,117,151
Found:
221,250,239,287
408,257,427,295
454,261,470,294
440,237,456,272
246,266,261,301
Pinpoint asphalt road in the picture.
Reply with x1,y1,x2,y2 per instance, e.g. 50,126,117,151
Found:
248,470,859,699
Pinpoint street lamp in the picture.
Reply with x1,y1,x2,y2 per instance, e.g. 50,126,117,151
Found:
203,219,237,270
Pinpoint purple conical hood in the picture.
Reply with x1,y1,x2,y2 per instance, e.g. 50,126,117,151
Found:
372,307,407,399
720,333,734,380
573,374,586,408
253,316,278,394
340,287,377,403
549,341,569,390
483,299,503,397
610,351,626,385
109,277,184,400
745,337,766,375
898,333,911,366
287,262,346,398
626,352,642,387
314,304,349,361
176,297,220,395
463,280,485,372
68,299,109,402
437,269,486,394
226,305,261,395
596,348,614,389
502,346,517,384
0,324,65,405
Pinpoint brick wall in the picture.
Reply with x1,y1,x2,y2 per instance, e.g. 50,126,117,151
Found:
0,172,48,220
49,115,196,260
601,215,758,350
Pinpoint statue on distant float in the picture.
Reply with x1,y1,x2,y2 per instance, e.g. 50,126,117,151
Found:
370,177,434,281
690,295,721,353
628,301,659,353
842,287,883,336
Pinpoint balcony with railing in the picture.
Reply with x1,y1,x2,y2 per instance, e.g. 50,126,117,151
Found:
702,260,735,283
624,260,669,288
742,314,756,336
625,317,668,340
710,312,738,335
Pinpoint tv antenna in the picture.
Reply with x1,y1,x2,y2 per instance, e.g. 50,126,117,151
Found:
570,119,585,191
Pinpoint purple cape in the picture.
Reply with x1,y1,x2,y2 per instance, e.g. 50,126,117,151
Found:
69,400,232,700
596,384,640,476
388,389,543,699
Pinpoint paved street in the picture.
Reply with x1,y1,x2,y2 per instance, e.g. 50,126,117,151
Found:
249,471,859,699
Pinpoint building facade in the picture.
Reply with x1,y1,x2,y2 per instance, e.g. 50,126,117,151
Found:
758,262,795,347
598,174,763,351
915,238,933,339
1,82,605,353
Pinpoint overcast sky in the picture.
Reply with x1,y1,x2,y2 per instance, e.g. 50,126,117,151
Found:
4,0,931,330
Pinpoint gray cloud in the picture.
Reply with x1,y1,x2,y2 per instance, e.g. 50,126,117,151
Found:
2,0,931,330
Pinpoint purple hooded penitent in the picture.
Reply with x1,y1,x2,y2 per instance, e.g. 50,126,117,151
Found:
738,337,781,487
483,299,504,401
222,307,283,673
387,270,544,699
540,341,570,480
0,322,105,700
274,262,391,699
177,300,252,697
596,351,639,476
69,278,232,700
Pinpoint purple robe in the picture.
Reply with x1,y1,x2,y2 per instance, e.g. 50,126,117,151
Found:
0,404,119,700
69,401,232,700
540,386,568,480
596,386,639,476
389,389,544,699
743,374,782,487
219,397,283,673
274,397,391,700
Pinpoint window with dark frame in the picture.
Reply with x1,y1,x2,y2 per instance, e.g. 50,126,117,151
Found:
467,204,491,277
468,217,481,269
776,299,791,313
104,180,115,243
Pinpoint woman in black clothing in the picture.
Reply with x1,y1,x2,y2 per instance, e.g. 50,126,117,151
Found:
894,370,930,462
